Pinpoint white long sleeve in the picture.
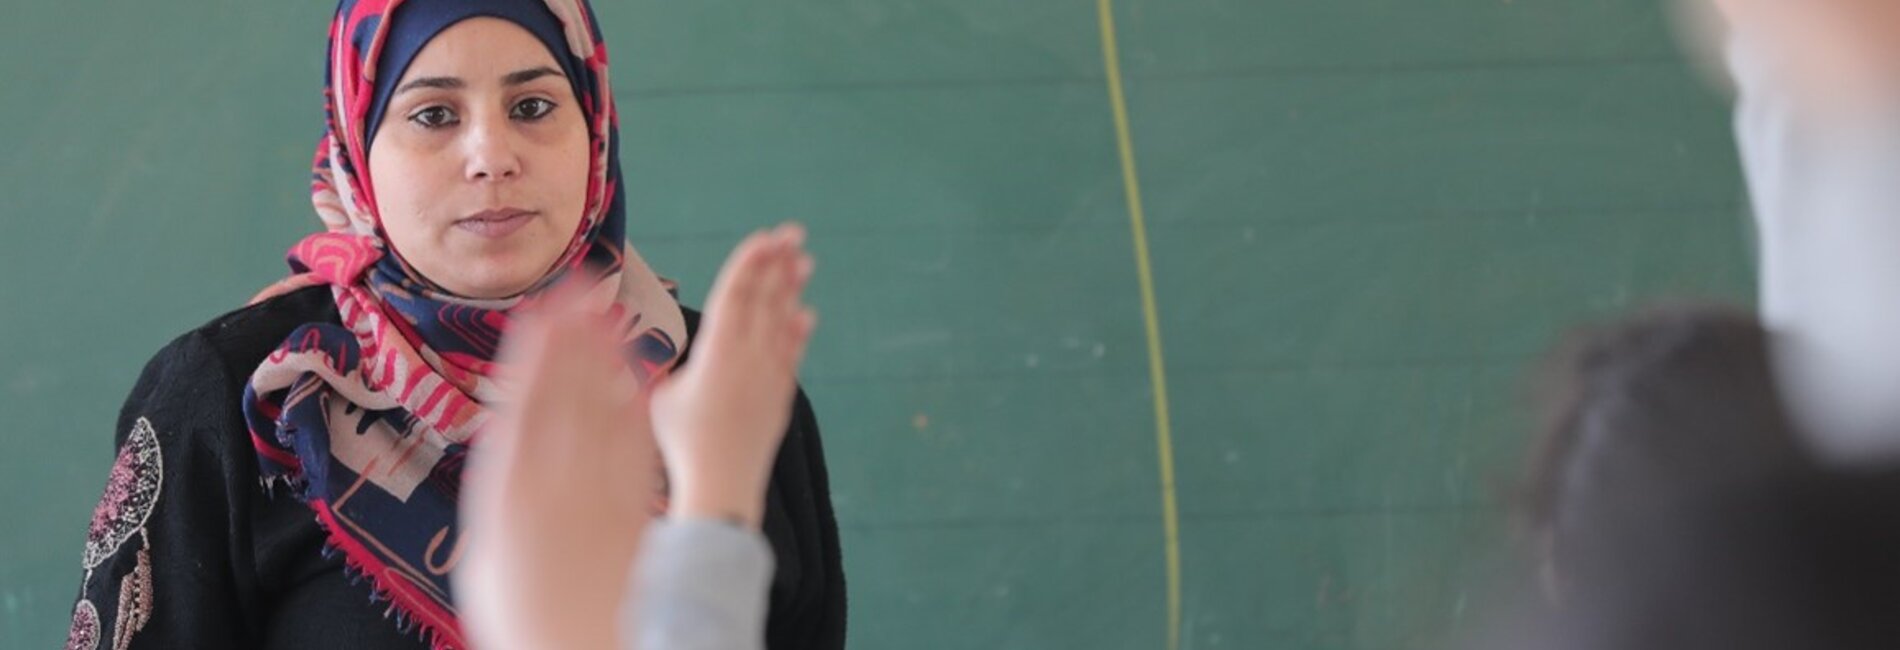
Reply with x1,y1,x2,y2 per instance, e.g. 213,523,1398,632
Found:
1730,31,1900,461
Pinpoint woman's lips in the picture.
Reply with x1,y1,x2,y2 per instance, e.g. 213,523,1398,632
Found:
455,209,536,238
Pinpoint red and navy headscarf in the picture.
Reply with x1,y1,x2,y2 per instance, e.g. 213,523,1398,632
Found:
241,1,685,647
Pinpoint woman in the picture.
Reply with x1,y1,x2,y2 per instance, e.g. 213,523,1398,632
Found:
65,1,845,648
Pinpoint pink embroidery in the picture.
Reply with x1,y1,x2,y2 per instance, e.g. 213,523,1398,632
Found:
84,419,164,571
66,600,100,650
111,540,155,650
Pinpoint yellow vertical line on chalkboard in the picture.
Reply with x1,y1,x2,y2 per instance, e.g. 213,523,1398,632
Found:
1095,2,1181,649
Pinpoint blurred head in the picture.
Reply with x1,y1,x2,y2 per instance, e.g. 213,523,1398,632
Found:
1532,469,1900,650
1495,305,1900,650
1517,305,1812,599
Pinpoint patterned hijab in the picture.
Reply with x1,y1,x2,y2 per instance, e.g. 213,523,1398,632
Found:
241,1,684,647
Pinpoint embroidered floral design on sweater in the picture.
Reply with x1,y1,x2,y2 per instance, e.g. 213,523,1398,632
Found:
66,599,100,650
83,418,164,571
111,538,155,650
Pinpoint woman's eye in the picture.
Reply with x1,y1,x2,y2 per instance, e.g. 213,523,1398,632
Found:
409,106,458,129
511,98,556,121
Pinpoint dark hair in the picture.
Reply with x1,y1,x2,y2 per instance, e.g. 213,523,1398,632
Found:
1516,304,1813,584
1496,303,1900,650
1537,469,1900,650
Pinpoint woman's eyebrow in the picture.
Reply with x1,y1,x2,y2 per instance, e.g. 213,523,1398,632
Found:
395,76,463,95
502,66,564,86
392,67,562,96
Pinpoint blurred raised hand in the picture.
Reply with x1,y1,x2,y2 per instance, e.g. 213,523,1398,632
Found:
651,222,818,529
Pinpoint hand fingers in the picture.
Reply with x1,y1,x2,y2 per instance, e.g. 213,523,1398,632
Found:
494,311,634,479
474,315,650,495
495,275,594,382
702,230,781,336
750,235,797,340
773,241,816,367
745,224,815,380
776,224,816,372
740,223,810,349
785,307,818,372
476,314,563,494
750,223,805,325
787,252,814,321
777,243,813,319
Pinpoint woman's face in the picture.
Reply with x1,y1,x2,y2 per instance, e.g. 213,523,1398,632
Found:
368,17,590,300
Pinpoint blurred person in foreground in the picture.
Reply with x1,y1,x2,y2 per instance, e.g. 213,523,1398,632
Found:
459,224,819,650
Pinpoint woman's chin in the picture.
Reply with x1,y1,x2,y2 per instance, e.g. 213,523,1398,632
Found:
421,237,563,299
425,256,551,300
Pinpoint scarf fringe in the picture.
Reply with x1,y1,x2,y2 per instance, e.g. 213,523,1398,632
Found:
328,538,465,650
257,448,462,648
257,474,307,499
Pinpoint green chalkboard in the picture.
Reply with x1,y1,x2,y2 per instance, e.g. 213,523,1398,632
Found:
0,1,1750,648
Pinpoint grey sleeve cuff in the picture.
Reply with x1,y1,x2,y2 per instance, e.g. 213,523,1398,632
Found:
624,518,775,650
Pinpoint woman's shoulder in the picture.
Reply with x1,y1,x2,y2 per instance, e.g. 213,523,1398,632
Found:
130,287,339,403
196,285,340,363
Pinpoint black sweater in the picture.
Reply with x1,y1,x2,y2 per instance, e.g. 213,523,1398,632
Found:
68,286,846,649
